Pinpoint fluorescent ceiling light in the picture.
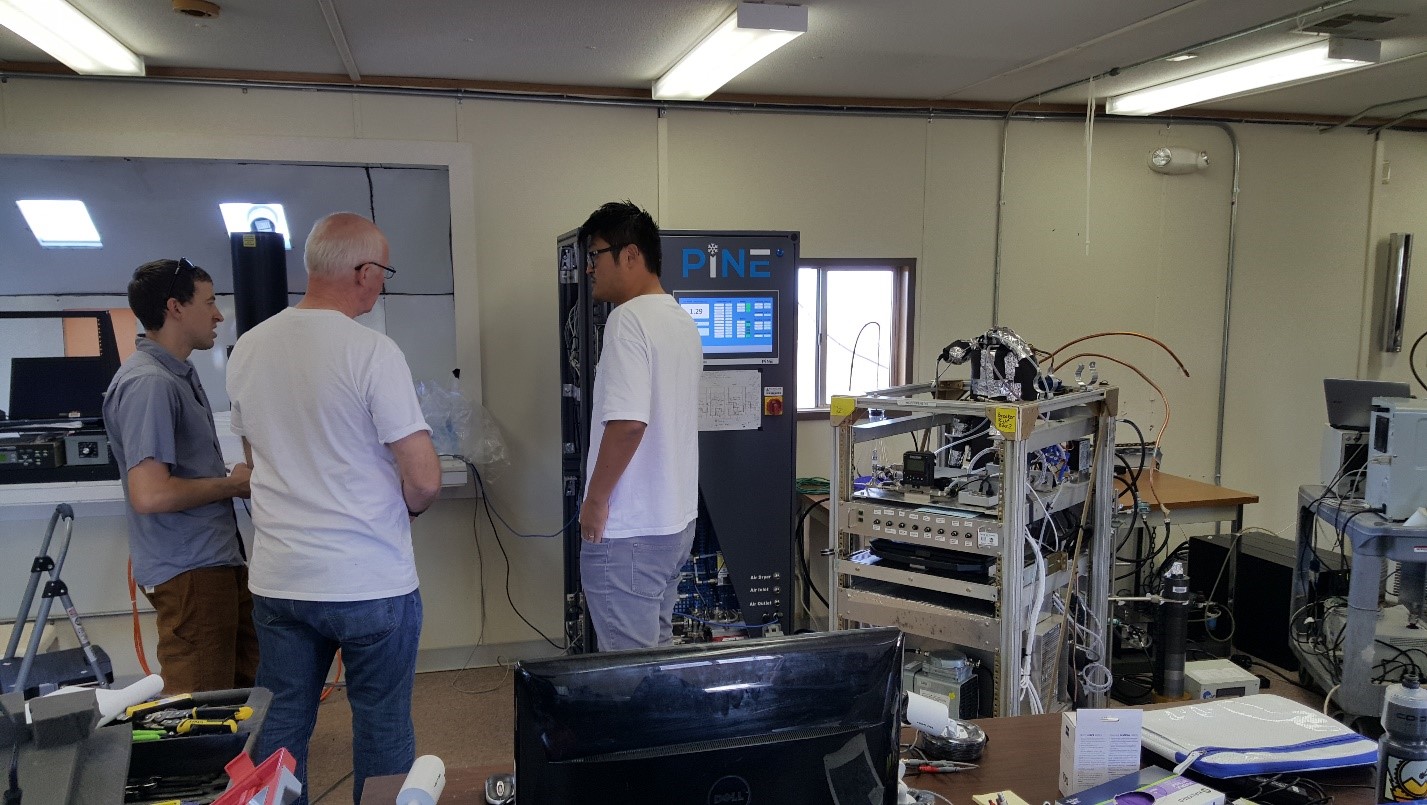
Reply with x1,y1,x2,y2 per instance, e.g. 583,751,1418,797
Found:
0,0,144,76
1106,39,1377,116
219,203,292,249
16,199,102,248
653,3,807,101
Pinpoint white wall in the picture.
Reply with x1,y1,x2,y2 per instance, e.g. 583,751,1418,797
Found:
1,75,1423,670
1220,125,1376,531
1367,131,1427,382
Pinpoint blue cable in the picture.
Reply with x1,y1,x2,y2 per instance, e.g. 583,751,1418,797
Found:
675,613,781,629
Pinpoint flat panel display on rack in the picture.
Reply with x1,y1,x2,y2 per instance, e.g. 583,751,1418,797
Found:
675,291,777,358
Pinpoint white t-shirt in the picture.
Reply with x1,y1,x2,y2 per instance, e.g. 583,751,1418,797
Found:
585,293,702,538
227,307,431,601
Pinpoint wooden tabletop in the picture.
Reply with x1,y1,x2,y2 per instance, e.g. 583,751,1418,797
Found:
361,763,508,803
1118,471,1258,511
362,711,1373,805
931,711,1373,805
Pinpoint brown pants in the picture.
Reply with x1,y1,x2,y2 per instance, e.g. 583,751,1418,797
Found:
142,565,259,694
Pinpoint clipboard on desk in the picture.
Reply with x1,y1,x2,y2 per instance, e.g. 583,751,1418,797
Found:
1140,694,1377,778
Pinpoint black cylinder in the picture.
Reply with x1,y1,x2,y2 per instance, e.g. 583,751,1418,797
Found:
1153,562,1191,698
230,230,288,338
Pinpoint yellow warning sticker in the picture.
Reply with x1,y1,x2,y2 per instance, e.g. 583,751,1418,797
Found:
829,396,856,418
993,407,1018,434
242,234,256,247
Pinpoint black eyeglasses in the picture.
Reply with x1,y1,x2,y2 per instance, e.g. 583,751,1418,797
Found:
586,245,621,264
356,262,397,281
167,257,196,301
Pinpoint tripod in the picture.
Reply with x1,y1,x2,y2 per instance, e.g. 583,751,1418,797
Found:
1,504,110,694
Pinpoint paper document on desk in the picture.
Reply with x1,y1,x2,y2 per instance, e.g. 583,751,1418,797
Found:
1140,694,1376,778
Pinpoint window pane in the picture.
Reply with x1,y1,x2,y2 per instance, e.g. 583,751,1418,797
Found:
797,267,819,410
824,270,893,405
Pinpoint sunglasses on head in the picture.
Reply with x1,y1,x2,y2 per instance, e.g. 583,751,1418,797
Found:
166,257,196,302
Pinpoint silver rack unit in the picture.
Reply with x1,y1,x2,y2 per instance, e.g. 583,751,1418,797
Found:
828,381,1117,716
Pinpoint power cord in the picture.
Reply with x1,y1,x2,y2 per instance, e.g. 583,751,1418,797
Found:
795,497,830,610
463,459,565,650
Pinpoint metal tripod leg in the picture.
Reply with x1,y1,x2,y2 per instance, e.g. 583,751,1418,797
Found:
8,503,108,693
3,504,68,662
14,584,108,694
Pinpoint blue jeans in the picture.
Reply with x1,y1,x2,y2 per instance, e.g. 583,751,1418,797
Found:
580,521,696,650
251,590,422,805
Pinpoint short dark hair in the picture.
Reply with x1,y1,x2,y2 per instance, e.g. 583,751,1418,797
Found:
577,200,662,277
128,259,214,332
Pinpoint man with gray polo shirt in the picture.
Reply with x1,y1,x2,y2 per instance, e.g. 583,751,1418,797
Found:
103,258,256,694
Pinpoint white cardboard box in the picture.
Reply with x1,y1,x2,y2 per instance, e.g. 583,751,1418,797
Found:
1059,709,1144,795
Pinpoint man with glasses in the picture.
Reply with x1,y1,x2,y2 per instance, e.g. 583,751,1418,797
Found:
102,258,257,694
577,200,702,650
227,211,441,805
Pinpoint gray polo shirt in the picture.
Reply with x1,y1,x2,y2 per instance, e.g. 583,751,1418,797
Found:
102,337,243,588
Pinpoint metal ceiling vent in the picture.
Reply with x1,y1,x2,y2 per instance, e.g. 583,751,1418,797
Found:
173,0,220,19
1303,12,1398,35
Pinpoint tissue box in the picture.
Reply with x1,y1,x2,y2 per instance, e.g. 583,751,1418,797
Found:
1059,709,1143,795
1057,767,1224,805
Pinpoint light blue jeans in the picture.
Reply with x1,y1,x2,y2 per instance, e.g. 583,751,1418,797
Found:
580,521,696,650
251,590,422,805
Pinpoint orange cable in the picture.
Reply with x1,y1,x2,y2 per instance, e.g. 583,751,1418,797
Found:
127,557,153,676
1060,351,1173,519
1048,331,1190,378
320,651,343,702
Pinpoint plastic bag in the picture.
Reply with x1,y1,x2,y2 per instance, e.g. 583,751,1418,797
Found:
416,371,507,468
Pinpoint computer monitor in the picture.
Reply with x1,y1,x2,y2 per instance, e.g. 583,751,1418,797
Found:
514,627,904,804
9,356,114,421
1324,378,1412,431
676,291,777,356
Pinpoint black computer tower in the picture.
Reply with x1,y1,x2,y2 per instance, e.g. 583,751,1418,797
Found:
1187,531,1348,671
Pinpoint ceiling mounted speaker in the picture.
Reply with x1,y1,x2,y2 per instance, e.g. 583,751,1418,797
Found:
173,0,220,18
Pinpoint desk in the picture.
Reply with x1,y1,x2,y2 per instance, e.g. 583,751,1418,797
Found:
362,764,508,803
1118,471,1258,532
360,712,1374,805
1117,472,1257,595
934,711,1372,805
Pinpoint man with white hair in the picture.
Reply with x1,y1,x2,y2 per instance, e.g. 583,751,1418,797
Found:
227,211,441,805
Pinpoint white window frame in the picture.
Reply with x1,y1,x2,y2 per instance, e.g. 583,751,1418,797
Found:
797,258,916,415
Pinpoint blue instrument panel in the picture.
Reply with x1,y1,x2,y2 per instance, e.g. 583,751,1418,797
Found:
676,292,776,355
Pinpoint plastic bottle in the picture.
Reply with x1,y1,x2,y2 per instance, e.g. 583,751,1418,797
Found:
1379,674,1427,802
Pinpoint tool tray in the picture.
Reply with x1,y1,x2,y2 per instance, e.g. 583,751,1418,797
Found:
126,686,272,781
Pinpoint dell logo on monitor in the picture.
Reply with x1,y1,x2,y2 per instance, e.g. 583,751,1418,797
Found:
708,775,752,804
